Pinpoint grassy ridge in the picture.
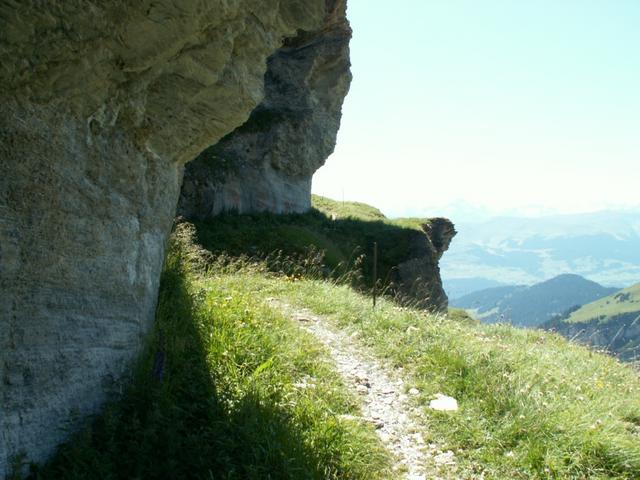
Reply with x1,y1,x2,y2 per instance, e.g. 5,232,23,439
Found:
567,283,640,324
32,225,391,479
310,195,387,222
542,283,640,363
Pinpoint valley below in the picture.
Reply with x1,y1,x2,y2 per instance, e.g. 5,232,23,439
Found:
442,210,640,298
444,212,640,364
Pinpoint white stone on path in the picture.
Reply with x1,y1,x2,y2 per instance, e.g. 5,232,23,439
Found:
429,394,459,412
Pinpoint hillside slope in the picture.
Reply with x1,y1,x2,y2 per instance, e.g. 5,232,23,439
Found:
543,283,640,362
452,274,618,327
36,223,640,480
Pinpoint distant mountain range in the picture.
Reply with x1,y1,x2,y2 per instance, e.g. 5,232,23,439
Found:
450,274,618,327
441,209,640,298
543,283,640,362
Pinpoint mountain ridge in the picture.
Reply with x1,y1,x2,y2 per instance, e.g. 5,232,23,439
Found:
451,274,618,327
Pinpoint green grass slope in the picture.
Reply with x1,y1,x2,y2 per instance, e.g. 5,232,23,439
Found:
269,278,640,479
310,194,387,221
566,283,640,324
36,221,640,480
543,283,640,362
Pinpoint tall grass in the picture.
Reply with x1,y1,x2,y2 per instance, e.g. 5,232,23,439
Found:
190,198,429,298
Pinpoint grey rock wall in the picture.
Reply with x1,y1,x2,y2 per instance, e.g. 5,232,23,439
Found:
179,0,352,218
0,1,330,474
0,100,182,473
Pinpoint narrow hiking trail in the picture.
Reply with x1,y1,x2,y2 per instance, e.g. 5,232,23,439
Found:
268,299,458,480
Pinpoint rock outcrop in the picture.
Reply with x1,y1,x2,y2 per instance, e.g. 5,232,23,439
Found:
0,1,343,474
178,1,352,218
395,218,457,310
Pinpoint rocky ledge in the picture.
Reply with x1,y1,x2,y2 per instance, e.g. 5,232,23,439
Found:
178,1,352,218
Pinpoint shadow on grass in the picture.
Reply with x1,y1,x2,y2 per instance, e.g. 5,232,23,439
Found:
33,237,339,480
191,208,436,300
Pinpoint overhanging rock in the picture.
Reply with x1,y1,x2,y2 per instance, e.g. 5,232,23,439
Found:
0,1,334,473
179,1,352,218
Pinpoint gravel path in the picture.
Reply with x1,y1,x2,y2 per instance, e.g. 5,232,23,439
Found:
269,300,457,479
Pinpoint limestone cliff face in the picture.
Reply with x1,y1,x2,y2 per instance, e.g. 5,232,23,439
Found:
395,219,457,311
178,1,352,218
0,1,328,163
0,1,334,473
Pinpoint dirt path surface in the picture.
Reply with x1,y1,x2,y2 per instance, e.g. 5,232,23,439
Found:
269,300,457,480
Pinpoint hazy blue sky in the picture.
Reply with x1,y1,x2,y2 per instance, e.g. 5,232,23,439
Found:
312,0,640,219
